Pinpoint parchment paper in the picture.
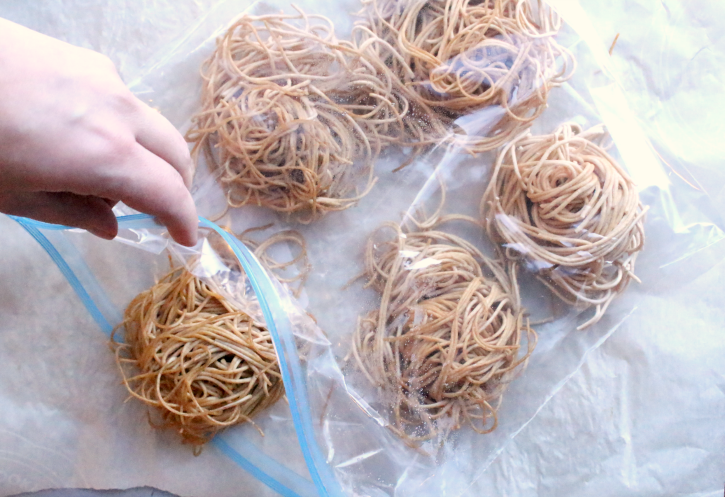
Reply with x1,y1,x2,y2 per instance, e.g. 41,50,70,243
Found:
0,0,723,496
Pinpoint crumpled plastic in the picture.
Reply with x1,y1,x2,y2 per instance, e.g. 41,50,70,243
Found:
0,0,724,496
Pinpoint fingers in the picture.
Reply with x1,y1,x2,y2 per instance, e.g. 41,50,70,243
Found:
0,27,199,246
0,191,118,240
28,136,199,246
96,144,199,247
102,198,119,209
134,101,194,189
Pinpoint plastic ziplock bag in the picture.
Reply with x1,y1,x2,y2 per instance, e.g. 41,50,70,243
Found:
9,213,356,497
8,0,725,495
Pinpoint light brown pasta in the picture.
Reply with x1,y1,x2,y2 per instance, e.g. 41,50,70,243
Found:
186,11,379,220
187,2,577,211
113,265,283,452
351,220,535,442
354,0,575,153
481,123,647,329
113,230,311,451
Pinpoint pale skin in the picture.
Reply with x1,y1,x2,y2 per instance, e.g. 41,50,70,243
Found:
0,18,198,246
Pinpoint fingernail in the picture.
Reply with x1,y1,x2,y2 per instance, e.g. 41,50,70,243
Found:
88,227,116,240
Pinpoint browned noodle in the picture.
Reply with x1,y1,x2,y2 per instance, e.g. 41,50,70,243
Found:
186,2,578,213
351,217,535,442
113,230,310,451
353,0,576,154
186,10,380,220
481,123,647,329
113,265,283,452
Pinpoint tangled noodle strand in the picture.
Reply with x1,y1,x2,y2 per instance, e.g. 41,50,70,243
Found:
351,219,535,441
114,230,310,451
481,123,647,329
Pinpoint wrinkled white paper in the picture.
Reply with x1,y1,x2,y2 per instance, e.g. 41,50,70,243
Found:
0,0,724,496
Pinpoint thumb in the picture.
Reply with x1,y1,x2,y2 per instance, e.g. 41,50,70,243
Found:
0,191,118,240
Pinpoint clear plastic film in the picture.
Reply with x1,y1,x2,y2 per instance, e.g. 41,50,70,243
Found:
2,0,725,496
8,214,342,497
124,0,725,494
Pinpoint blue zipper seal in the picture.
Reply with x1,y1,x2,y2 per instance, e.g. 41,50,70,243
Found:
9,214,341,497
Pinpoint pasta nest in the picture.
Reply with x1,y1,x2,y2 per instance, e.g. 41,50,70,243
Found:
187,12,376,218
481,123,647,328
352,223,534,441
114,266,284,450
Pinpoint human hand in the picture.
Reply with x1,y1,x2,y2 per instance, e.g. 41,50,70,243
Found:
0,18,198,246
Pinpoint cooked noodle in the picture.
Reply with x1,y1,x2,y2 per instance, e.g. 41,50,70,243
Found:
113,230,310,451
351,218,535,441
481,123,647,329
